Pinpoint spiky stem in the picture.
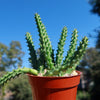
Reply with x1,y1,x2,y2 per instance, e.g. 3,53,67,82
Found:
56,26,67,67
60,36,88,74
68,36,88,69
52,49,55,64
25,32,38,70
0,68,38,87
45,36,88,76
35,13,54,69
63,29,78,66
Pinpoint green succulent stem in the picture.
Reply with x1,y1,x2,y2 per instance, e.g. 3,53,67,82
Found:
25,32,38,70
0,68,38,87
61,36,88,74
35,13,54,69
68,36,88,69
45,36,88,76
51,49,55,64
0,13,89,81
56,26,67,67
63,29,78,66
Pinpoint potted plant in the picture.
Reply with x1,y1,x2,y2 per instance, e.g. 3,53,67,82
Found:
0,13,88,100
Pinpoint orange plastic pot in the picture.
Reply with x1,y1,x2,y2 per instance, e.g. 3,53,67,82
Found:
27,71,81,100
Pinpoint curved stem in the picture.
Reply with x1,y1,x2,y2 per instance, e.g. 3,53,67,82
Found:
0,67,38,87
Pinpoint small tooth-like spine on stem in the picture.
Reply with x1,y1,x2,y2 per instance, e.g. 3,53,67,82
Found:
0,68,38,87
56,26,67,67
63,29,78,66
25,32,38,70
35,13,54,69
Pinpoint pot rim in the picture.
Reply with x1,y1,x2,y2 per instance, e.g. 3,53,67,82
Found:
27,71,82,79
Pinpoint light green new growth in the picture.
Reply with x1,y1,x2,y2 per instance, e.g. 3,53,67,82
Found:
0,13,88,86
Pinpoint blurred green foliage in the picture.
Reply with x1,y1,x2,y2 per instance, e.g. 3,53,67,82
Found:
0,41,30,100
79,47,100,100
0,41,24,71
0,72,32,100
77,91,90,100
7,74,32,100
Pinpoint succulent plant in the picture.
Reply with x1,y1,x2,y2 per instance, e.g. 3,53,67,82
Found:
0,13,88,86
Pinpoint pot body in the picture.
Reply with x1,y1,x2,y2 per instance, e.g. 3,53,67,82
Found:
27,71,81,100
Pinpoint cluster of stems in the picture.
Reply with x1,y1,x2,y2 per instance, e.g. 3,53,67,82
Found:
0,13,88,86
